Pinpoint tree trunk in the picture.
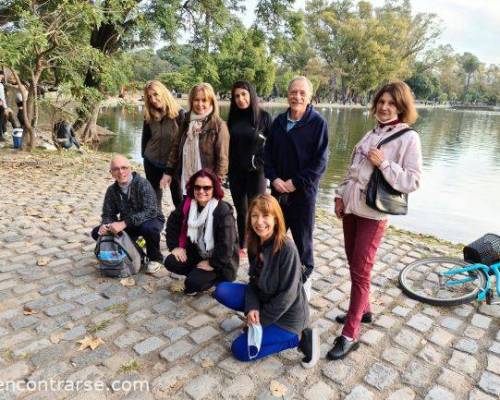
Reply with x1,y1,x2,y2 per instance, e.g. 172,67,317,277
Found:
80,102,101,143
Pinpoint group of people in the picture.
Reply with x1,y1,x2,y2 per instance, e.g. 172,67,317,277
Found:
92,78,422,367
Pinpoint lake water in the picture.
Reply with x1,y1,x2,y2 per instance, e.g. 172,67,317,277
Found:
98,105,500,244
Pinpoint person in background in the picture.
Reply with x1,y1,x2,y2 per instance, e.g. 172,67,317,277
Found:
328,80,422,360
54,120,81,150
264,76,329,299
165,83,229,195
142,80,184,212
164,168,239,295
214,194,319,367
227,81,272,258
91,154,165,274
0,70,20,141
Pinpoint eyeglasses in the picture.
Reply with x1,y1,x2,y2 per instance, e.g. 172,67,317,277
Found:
110,166,130,173
194,185,213,192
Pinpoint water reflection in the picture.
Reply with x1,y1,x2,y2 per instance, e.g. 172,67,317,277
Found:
98,106,500,244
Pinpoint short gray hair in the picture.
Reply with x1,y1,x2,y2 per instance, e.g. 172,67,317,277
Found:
109,154,130,170
287,76,314,101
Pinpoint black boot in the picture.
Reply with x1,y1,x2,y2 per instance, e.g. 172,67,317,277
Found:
335,312,373,324
326,336,360,360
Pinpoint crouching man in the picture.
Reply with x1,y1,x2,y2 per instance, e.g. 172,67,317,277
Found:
91,154,164,273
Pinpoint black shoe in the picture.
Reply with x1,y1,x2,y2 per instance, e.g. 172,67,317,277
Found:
335,312,373,324
326,336,360,360
298,327,320,368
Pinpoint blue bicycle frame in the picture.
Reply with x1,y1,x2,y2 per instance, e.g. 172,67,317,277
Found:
440,261,500,303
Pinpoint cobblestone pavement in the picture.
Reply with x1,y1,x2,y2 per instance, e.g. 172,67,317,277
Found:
0,152,499,400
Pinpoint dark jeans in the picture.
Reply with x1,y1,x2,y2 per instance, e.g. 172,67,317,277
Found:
144,157,182,211
273,191,316,279
164,253,217,294
229,168,267,249
91,218,164,262
0,105,20,138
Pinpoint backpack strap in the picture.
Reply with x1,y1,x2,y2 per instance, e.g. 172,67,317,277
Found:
376,128,413,149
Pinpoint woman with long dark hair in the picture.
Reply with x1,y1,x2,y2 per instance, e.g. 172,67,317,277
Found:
164,168,239,295
214,194,319,367
227,81,272,257
141,80,184,212
328,81,422,360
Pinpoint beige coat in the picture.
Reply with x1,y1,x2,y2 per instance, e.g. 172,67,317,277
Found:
335,123,423,220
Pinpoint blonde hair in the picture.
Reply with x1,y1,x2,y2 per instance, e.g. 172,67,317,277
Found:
246,194,287,256
188,83,219,118
143,80,180,122
371,80,418,125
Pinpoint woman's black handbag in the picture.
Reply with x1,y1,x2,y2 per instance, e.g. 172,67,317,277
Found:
365,128,412,215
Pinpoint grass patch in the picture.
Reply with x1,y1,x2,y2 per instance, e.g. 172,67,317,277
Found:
87,319,111,334
118,360,141,374
105,303,128,316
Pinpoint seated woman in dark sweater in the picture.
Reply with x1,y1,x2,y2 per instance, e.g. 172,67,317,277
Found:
215,194,319,367
164,168,239,295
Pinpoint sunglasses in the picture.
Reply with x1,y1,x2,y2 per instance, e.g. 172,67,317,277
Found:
194,185,213,192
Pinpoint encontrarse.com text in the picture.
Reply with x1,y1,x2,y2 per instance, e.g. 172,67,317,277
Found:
0,379,150,393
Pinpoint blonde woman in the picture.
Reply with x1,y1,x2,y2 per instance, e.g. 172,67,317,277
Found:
165,83,229,194
141,80,184,211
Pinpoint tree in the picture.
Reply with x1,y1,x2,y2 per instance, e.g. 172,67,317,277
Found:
459,52,480,102
0,0,103,149
307,0,441,99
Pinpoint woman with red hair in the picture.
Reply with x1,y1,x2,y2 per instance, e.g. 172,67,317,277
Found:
164,168,239,294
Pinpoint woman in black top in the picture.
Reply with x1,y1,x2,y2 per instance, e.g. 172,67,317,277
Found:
227,81,272,256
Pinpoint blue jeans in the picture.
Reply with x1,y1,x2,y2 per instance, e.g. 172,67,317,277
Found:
215,282,299,361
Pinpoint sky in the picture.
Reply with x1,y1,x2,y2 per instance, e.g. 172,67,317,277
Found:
239,0,500,65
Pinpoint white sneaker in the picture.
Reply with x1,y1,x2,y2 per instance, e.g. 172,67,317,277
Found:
303,278,312,302
146,261,162,274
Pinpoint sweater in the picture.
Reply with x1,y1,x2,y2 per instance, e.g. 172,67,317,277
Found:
264,105,329,197
335,123,422,220
101,172,162,227
141,111,184,168
245,239,309,335
228,108,272,172
165,199,239,282
166,113,229,179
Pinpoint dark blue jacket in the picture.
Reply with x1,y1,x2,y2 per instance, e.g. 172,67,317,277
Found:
264,105,328,197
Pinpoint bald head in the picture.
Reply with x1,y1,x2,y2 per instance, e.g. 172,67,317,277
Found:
109,154,132,184
109,154,130,170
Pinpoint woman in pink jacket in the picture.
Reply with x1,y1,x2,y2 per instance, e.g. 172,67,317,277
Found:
328,81,423,360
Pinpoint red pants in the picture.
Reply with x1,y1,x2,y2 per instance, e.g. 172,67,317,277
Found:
342,214,387,339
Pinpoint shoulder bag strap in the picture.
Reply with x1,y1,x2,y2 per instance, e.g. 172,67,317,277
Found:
377,128,413,149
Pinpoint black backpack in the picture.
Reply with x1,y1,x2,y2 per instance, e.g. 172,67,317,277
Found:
94,232,144,278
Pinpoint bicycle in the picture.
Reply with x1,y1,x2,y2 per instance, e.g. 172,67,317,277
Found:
398,234,500,306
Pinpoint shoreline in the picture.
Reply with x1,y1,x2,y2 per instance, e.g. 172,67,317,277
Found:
0,149,464,251
101,95,449,110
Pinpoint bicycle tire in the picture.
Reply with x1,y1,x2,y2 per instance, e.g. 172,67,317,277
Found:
399,257,488,306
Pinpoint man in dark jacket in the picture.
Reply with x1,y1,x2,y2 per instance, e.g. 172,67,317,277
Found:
264,76,329,296
91,154,165,273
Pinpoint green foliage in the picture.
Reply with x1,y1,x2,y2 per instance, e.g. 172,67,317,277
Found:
307,0,441,98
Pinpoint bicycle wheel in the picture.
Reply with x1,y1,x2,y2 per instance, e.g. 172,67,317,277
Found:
399,257,488,306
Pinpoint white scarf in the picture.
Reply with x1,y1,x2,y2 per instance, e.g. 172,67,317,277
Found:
187,197,219,255
181,107,213,195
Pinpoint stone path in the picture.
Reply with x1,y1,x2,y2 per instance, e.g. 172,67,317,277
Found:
0,151,499,400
